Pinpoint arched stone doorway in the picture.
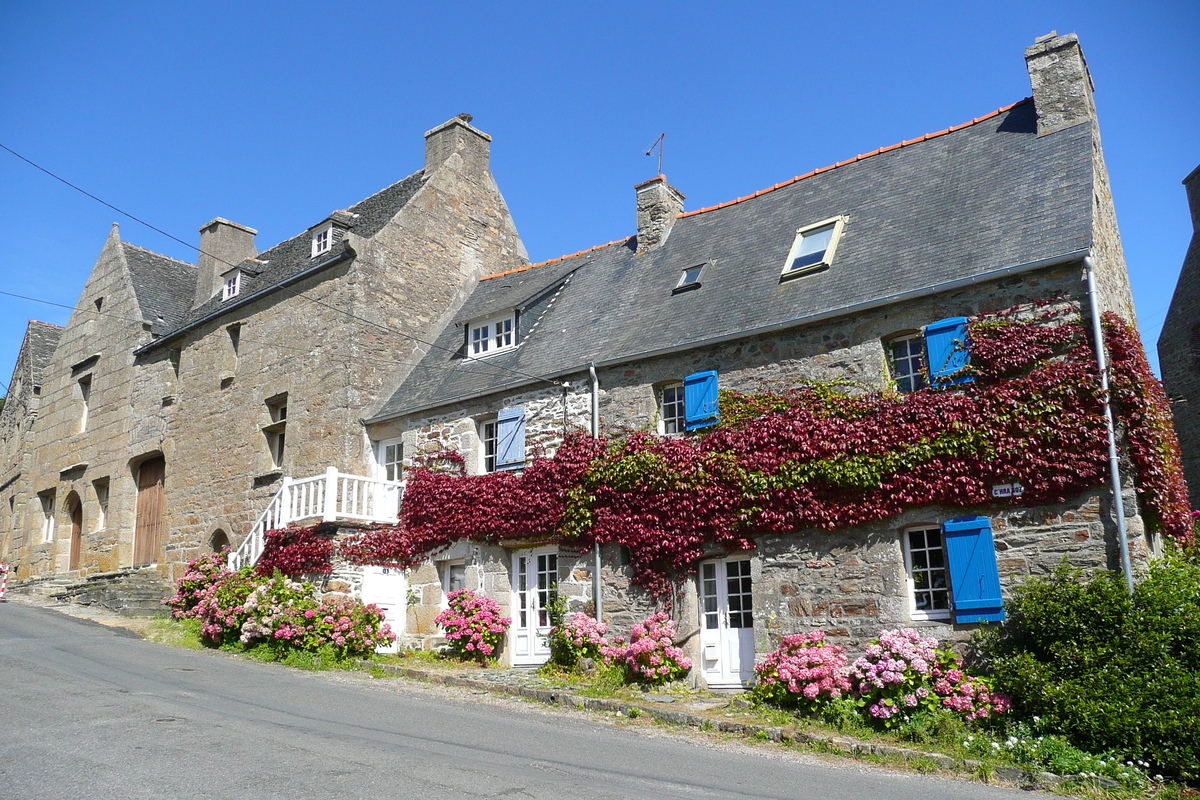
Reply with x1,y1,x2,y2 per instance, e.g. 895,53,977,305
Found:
66,492,83,571
209,529,230,554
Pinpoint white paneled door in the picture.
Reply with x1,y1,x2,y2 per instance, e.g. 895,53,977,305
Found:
698,557,755,687
510,548,557,666
361,565,406,654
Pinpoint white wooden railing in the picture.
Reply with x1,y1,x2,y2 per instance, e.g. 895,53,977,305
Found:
228,468,405,570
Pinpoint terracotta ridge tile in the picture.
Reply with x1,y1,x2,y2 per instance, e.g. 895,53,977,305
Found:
480,237,632,281
677,97,1030,219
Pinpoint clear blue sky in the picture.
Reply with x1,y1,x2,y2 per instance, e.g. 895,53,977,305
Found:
1,1,1196,390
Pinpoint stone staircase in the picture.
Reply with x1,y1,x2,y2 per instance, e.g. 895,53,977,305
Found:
15,567,173,618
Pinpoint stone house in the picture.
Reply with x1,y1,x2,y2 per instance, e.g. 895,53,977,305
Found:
0,115,528,597
1159,164,1200,509
359,33,1172,685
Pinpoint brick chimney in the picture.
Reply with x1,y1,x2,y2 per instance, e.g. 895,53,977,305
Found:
424,113,491,175
635,175,685,253
194,218,258,307
1184,164,1200,232
1024,32,1097,137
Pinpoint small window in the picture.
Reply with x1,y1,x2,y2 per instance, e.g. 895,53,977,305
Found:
377,438,403,482
674,264,704,293
263,395,288,469
780,216,846,279
312,223,333,257
887,334,927,393
467,313,516,358
228,324,241,356
441,561,467,598
39,491,56,543
479,419,498,473
659,383,686,434
222,272,242,301
77,375,92,433
903,527,950,620
93,478,109,531
93,297,104,312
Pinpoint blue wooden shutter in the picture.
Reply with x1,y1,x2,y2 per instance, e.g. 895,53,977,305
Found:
942,516,1005,623
684,370,719,430
496,406,525,471
924,316,973,386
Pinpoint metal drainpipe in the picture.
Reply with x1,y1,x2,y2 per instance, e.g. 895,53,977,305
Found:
589,363,603,622
1085,256,1135,595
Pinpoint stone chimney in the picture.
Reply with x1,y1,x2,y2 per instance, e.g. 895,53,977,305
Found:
424,113,491,175
1024,32,1098,137
194,218,258,307
1184,164,1200,232
635,175,685,253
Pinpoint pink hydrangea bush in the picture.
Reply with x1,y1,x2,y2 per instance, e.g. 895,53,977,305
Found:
167,554,394,660
751,630,852,713
849,627,1010,728
434,589,511,663
547,612,610,669
603,611,692,685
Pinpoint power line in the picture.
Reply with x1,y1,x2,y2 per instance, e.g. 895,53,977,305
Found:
0,142,563,389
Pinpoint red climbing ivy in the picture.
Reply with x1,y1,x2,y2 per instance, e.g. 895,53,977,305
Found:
255,524,336,576
269,309,1190,595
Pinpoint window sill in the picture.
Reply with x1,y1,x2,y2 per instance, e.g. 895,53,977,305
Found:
779,263,830,282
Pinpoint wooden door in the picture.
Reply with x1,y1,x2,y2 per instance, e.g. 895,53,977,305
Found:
68,499,83,571
134,457,165,565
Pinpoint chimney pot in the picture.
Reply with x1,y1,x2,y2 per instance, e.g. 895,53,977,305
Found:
635,176,685,253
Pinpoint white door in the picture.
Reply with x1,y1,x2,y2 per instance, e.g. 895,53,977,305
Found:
698,557,755,687
361,565,406,654
510,548,557,666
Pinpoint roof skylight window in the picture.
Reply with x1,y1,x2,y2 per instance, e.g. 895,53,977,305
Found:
781,216,846,280
673,264,704,294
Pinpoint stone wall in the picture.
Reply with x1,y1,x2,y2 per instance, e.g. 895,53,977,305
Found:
752,491,1145,654
598,265,1086,434
379,379,592,476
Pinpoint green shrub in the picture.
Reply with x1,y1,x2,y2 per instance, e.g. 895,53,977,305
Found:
973,556,1200,779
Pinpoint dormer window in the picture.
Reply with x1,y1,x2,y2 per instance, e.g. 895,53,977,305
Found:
222,271,242,301
781,216,846,280
467,313,516,358
312,222,333,257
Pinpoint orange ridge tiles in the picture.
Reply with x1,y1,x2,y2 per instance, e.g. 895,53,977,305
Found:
678,97,1031,219
481,237,633,281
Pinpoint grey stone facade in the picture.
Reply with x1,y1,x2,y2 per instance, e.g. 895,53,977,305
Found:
1,115,528,585
1159,164,1200,509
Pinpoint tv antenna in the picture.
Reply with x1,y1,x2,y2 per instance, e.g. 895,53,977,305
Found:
644,133,665,175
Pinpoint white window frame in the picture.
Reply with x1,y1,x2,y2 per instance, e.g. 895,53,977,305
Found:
674,264,704,292
40,492,56,543
479,418,498,473
902,526,952,621
658,382,686,435
887,333,927,393
440,559,468,603
467,313,516,359
311,222,333,257
780,215,847,280
376,437,404,482
222,271,242,301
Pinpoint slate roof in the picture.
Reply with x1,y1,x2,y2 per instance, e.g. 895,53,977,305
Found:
371,98,1095,421
121,243,199,335
23,320,63,385
139,170,427,349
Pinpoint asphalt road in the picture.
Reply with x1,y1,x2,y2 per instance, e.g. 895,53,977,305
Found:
0,602,1047,800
